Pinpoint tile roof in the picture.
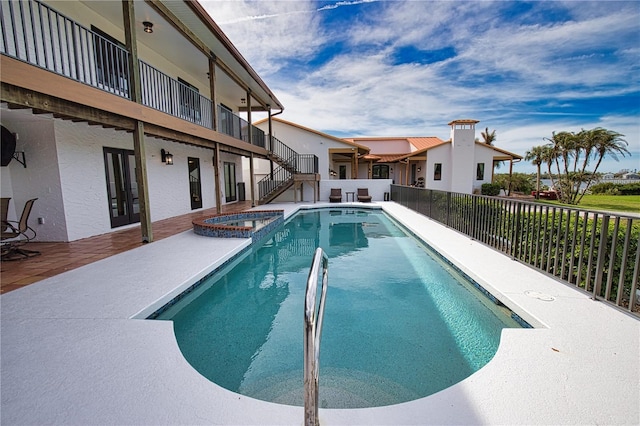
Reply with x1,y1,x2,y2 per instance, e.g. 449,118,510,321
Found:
406,137,446,150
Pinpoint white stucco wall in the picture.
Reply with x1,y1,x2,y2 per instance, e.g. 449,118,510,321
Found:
254,120,356,181
319,179,392,202
2,111,227,242
425,145,451,191
450,124,476,194
1,114,67,241
473,144,497,192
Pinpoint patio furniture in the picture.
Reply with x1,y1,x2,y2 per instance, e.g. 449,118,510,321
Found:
329,188,342,203
1,198,40,261
1,197,10,232
357,188,372,202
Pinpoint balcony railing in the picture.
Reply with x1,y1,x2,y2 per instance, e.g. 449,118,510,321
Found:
391,185,640,317
0,0,265,148
217,105,265,148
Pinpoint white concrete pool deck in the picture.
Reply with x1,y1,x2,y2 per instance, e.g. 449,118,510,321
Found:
1,202,638,425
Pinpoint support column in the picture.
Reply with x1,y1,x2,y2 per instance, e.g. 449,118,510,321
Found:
508,159,514,196
122,0,152,242
208,53,218,131
214,143,222,214
353,151,359,179
250,152,256,207
246,90,252,145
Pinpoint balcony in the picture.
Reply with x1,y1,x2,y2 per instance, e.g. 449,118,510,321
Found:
0,0,265,149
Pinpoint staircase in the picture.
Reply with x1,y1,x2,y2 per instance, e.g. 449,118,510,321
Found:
257,136,318,204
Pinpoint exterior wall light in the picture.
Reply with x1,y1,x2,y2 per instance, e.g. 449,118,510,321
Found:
143,21,153,33
161,149,173,165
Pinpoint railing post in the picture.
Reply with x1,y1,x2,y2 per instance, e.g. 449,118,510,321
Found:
592,215,610,300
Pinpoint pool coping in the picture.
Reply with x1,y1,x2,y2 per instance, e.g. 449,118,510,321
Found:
1,201,638,425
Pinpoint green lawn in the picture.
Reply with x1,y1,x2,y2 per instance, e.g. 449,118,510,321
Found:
538,194,640,214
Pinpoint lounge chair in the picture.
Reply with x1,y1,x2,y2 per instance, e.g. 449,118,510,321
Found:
329,188,342,203
1,198,40,261
357,188,372,202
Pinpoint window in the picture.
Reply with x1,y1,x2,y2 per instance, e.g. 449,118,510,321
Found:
476,163,485,180
178,77,201,123
339,165,347,180
434,163,442,181
372,164,389,179
189,157,202,210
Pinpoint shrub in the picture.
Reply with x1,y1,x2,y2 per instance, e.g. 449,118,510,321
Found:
481,183,501,196
590,182,640,195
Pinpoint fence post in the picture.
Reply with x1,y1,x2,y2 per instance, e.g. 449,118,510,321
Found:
592,215,610,300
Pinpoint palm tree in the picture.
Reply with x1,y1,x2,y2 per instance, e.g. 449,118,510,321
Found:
479,127,502,169
525,146,546,199
481,127,497,145
575,128,629,204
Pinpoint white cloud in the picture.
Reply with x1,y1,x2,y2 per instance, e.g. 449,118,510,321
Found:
200,0,639,173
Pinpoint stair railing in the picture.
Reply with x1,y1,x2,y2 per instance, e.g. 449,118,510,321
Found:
304,248,328,426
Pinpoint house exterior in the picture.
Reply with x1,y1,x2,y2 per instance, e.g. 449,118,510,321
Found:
1,0,291,242
254,118,522,198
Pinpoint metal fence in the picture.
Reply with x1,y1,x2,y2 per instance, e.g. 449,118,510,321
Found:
391,185,640,316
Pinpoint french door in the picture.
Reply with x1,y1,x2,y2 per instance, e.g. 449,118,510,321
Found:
224,162,237,202
103,147,139,228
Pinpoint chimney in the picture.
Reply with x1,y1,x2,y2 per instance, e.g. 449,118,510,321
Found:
448,119,479,194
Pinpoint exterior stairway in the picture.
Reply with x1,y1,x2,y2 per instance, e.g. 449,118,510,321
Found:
257,136,319,204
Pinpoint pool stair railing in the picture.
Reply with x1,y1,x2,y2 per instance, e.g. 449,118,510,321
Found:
304,248,329,426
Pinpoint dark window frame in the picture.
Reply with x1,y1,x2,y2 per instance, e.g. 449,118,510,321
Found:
434,163,442,181
476,163,485,180
372,164,389,179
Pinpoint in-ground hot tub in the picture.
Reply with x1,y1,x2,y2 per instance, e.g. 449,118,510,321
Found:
192,210,284,242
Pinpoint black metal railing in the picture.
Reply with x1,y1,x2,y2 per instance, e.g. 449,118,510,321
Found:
217,105,265,148
0,0,131,97
139,61,212,126
1,0,265,147
257,164,292,200
391,185,640,316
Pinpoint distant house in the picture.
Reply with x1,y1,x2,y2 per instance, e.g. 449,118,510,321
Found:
623,172,640,180
254,118,522,198
602,173,615,180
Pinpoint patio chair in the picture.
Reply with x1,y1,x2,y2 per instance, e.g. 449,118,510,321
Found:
1,197,10,233
357,188,372,203
329,188,342,203
1,198,40,261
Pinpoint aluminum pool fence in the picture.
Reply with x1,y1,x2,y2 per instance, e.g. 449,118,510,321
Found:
391,185,639,316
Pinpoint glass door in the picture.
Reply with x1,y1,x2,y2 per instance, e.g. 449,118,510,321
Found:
189,157,203,209
103,147,139,228
224,162,237,202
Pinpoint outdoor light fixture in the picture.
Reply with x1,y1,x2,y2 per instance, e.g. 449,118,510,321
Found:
143,21,153,33
417,167,422,172
161,149,173,165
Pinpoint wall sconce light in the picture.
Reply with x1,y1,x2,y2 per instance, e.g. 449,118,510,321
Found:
161,149,173,165
143,21,154,33
417,167,422,172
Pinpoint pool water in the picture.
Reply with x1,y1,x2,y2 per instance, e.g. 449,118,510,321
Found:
156,208,522,408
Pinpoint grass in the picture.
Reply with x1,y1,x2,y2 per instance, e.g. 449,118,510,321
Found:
538,194,640,214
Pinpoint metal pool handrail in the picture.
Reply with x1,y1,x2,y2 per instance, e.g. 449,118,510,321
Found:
304,248,329,426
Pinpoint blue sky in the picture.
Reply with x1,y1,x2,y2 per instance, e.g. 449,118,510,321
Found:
202,0,640,174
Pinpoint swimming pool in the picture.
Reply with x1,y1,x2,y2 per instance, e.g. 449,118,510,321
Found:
155,207,523,408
